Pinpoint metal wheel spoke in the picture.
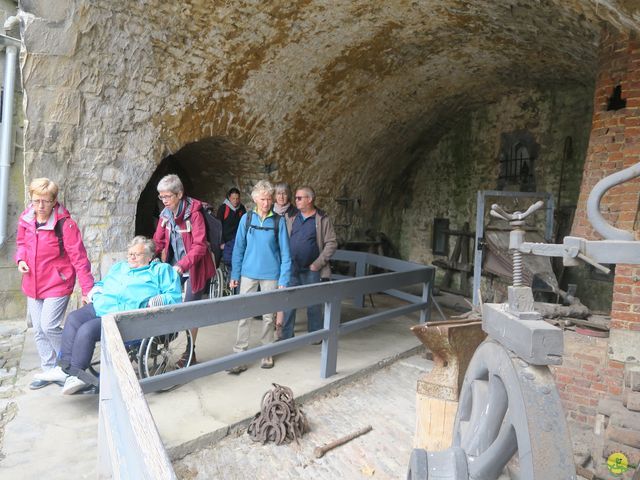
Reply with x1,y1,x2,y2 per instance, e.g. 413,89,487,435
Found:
465,374,509,455
468,418,517,479
460,379,488,452
142,331,192,379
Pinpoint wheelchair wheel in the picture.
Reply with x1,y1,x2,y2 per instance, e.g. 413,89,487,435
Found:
209,267,225,299
220,263,233,296
138,329,194,379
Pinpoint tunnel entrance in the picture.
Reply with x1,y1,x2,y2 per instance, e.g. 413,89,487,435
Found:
135,137,264,237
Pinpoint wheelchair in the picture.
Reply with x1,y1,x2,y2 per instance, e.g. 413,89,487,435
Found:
208,262,232,299
128,329,194,379
83,329,194,394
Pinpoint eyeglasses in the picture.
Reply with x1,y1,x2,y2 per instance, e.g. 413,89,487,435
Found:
32,199,53,205
294,196,308,201
127,252,146,258
158,194,175,200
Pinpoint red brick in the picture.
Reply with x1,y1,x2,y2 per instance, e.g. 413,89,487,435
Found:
574,353,604,364
568,385,594,397
611,319,629,330
573,377,592,388
610,385,623,396
612,301,632,312
554,373,574,384
612,311,640,322
592,382,608,392
615,285,633,295
613,292,637,303
617,275,637,286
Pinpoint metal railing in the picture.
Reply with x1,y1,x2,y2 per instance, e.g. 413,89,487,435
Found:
98,250,435,478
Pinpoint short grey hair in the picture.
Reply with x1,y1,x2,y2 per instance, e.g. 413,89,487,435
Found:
251,180,275,201
274,182,291,198
157,174,184,194
128,236,155,259
296,185,316,202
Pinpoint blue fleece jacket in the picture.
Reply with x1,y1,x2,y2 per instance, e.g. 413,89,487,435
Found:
92,261,182,317
231,210,291,286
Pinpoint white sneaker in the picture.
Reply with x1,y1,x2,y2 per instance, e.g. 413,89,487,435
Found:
34,366,68,383
62,376,86,395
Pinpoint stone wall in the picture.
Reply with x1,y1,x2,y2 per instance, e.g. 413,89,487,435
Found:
13,0,602,266
382,85,594,267
0,0,24,322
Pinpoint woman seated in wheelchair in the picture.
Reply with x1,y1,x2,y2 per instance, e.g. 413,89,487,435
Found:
57,236,182,395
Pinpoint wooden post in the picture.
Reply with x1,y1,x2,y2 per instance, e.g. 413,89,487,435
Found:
411,320,485,451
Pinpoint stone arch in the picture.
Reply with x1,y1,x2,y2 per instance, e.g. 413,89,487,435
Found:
135,136,263,238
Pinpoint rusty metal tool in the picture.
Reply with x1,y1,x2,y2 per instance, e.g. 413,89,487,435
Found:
314,425,373,458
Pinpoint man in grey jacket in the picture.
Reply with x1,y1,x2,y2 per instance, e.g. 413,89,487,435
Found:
279,186,337,339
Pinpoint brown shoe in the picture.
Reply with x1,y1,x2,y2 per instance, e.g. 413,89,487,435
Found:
260,356,274,369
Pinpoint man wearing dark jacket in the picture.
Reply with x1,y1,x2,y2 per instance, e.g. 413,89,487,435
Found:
216,187,247,267
280,186,337,339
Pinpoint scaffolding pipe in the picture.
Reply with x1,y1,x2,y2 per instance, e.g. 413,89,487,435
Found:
0,41,17,248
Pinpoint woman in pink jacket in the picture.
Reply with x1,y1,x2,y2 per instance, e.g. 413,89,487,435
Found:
15,178,94,390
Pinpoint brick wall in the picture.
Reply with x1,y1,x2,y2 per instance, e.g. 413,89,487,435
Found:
561,27,640,429
552,331,624,426
572,28,640,242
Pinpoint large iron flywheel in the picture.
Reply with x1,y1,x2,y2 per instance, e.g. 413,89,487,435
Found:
408,339,576,480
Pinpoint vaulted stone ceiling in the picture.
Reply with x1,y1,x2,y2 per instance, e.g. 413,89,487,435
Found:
18,0,640,251
144,0,607,196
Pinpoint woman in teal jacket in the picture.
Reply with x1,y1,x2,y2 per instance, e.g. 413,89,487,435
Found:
57,236,182,394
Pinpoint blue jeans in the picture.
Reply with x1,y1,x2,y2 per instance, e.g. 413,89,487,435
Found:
281,269,322,339
59,303,101,376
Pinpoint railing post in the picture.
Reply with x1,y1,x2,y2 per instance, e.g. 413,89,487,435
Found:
420,280,431,324
353,257,366,307
320,299,341,378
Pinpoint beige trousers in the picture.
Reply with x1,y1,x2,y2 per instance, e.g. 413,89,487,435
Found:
233,277,277,353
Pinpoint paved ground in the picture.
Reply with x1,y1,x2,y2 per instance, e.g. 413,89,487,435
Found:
0,292,595,479
0,294,432,478
174,354,432,480
0,321,25,463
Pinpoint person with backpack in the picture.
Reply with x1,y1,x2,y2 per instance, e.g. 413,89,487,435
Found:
15,178,94,390
153,174,215,364
216,187,247,269
228,180,291,373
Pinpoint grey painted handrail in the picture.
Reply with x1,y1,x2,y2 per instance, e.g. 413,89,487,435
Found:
98,250,434,478
99,314,176,479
